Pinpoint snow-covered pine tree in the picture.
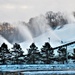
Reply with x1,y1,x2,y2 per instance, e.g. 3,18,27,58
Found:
27,43,41,64
41,42,54,64
11,43,25,64
57,47,67,64
71,48,75,63
0,43,12,64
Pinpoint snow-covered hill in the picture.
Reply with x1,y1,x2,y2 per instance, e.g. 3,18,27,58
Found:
55,23,75,42
34,23,75,47
20,23,75,54
0,19,75,54
0,23,75,55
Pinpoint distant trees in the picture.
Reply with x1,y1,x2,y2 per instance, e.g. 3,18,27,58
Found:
0,22,25,43
46,11,68,29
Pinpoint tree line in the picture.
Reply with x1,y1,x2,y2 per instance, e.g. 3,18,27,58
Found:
0,42,75,65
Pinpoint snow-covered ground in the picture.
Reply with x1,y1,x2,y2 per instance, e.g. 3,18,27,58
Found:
1,64,75,75
1,64,75,71
22,71,75,75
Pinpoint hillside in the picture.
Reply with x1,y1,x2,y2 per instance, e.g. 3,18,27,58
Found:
20,23,75,54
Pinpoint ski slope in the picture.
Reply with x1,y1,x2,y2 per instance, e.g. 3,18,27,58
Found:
55,23,75,43
36,23,75,46
20,23,75,54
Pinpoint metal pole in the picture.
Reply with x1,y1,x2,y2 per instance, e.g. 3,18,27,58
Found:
66,46,68,63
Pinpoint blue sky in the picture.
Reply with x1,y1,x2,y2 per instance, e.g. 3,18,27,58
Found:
0,0,75,23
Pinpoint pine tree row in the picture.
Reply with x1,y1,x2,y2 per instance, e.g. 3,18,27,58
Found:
0,42,75,65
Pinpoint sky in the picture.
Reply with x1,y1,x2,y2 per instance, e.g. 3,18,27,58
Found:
0,0,75,23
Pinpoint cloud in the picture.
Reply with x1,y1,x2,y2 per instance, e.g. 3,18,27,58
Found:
0,0,75,12
0,4,30,10
0,4,15,9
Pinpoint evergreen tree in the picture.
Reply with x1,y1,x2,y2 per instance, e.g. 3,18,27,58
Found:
57,47,67,64
0,43,12,64
27,43,40,64
11,43,25,64
72,48,75,63
41,42,54,64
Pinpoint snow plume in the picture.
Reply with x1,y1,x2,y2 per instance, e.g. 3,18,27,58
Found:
33,23,61,44
65,12,75,23
28,15,52,37
28,14,61,42
45,28,61,43
50,29,61,42
0,35,12,49
13,22,33,43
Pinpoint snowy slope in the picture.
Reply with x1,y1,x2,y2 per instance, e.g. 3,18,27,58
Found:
55,23,75,43
33,29,61,48
34,23,75,47
20,23,75,54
